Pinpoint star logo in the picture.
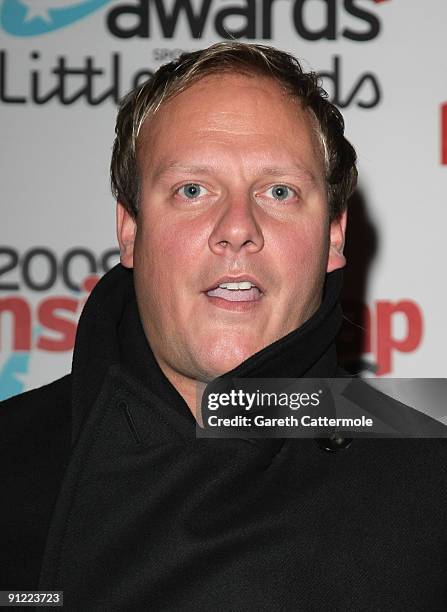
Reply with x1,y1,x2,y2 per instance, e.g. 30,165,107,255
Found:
1,0,113,36
21,1,71,24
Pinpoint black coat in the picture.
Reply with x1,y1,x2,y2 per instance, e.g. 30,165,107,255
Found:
2,265,447,611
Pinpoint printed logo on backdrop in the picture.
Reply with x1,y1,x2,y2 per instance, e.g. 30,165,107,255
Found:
339,299,424,377
2,0,387,38
0,0,388,108
1,0,113,36
0,246,119,400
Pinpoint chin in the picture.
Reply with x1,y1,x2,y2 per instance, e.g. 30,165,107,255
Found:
197,342,260,379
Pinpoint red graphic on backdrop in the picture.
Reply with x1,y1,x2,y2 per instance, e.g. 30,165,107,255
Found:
0,276,100,353
441,103,447,165
374,300,423,375
342,298,424,376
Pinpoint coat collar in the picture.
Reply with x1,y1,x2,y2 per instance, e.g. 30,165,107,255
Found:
71,264,343,444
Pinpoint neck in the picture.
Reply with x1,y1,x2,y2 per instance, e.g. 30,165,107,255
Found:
155,360,205,421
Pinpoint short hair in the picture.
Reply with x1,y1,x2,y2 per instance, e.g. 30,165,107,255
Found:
110,42,357,222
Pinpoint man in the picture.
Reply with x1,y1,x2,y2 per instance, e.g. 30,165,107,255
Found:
1,42,446,609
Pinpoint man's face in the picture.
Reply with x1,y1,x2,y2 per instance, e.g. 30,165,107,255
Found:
118,73,346,389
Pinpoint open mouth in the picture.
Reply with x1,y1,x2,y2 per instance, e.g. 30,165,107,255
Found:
206,281,263,303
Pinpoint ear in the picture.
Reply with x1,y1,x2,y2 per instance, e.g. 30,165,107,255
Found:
116,202,137,269
327,210,347,273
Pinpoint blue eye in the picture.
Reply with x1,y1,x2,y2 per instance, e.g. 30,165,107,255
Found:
267,184,295,201
178,183,207,199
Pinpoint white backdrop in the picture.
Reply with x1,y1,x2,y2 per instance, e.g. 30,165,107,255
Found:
1,0,446,399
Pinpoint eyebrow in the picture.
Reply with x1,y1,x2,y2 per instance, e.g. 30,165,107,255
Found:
152,162,319,185
259,165,318,185
153,163,210,180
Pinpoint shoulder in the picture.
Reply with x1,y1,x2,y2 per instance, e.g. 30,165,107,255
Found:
1,373,72,408
0,372,72,479
0,376,72,589
1,374,72,436
0,374,72,480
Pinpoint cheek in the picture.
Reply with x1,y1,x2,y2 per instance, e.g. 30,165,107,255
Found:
270,216,328,276
133,215,204,307
273,220,328,325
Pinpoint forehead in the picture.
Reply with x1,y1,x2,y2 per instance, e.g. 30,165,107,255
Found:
137,73,325,182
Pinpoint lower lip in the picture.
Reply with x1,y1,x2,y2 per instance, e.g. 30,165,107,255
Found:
204,294,264,312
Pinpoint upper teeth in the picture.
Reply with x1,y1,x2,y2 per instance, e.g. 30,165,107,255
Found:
219,281,255,290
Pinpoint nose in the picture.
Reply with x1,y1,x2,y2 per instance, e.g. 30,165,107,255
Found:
208,194,264,255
